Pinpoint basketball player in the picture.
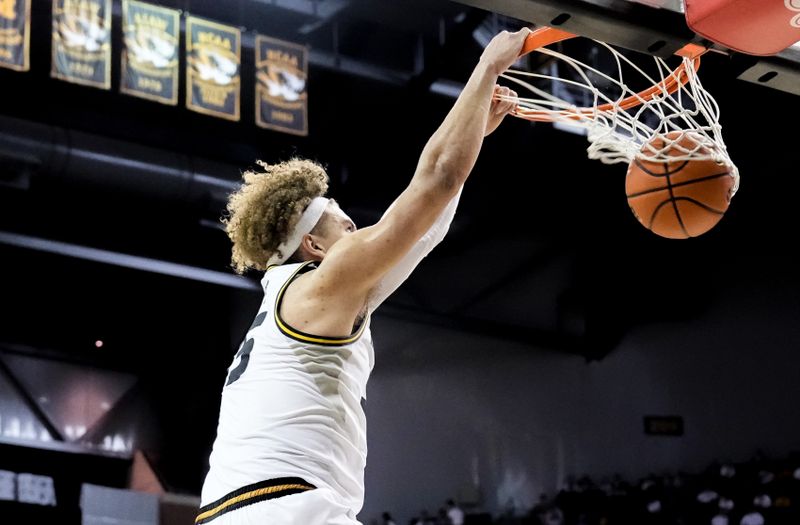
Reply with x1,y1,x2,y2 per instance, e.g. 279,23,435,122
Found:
197,28,530,525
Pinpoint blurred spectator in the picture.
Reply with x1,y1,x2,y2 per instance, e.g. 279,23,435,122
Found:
556,476,580,525
446,499,465,525
528,492,564,525
531,493,550,525
418,509,435,525
739,510,764,525
399,451,800,525
543,504,565,525
711,512,730,525
382,511,397,525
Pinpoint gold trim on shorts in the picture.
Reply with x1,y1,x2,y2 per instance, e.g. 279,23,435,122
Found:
196,477,316,524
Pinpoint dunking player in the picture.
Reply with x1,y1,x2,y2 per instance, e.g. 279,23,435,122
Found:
197,28,530,525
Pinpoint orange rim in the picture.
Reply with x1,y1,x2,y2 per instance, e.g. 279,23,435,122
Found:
512,27,707,122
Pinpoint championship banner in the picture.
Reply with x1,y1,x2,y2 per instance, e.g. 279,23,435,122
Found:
51,0,112,89
255,35,308,136
0,0,30,71
121,0,179,105
186,16,240,121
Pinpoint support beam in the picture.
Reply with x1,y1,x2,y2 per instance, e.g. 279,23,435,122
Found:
0,353,65,442
0,232,260,291
450,0,698,57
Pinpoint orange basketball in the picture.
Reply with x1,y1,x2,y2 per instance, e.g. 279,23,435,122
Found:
625,131,736,239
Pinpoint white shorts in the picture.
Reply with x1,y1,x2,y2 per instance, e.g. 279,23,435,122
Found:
196,478,360,525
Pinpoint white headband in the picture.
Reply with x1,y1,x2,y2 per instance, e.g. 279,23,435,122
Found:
267,197,330,266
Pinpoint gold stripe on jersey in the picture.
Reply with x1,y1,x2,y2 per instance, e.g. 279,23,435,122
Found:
196,478,315,523
273,261,368,346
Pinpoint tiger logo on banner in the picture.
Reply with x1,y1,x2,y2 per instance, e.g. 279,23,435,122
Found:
0,0,30,71
51,0,112,88
121,0,179,105
255,35,308,136
186,16,241,121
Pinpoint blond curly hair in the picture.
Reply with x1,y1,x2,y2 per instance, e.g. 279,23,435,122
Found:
223,158,329,274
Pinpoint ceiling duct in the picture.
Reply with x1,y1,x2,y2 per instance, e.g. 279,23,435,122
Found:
0,115,239,216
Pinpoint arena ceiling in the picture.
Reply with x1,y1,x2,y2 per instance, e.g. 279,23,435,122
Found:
1,0,798,363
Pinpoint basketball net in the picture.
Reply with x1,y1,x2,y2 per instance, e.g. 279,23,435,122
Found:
502,31,740,196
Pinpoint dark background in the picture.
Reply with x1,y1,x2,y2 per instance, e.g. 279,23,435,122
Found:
0,0,798,515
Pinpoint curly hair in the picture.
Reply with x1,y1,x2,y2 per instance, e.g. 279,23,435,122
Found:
222,158,329,274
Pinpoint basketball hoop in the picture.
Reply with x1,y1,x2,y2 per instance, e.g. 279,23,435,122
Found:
502,27,739,196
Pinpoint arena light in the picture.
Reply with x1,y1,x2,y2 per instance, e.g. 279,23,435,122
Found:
430,80,463,98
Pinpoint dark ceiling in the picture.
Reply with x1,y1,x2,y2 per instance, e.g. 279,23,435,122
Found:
1,0,799,493
2,0,800,354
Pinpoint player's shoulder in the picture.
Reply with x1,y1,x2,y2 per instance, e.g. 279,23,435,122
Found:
260,261,316,289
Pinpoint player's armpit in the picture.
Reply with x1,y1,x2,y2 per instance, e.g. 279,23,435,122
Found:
310,174,457,304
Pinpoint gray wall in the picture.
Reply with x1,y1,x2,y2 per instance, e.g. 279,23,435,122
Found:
361,272,800,524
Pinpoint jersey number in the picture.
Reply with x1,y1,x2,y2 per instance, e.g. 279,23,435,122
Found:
226,311,267,385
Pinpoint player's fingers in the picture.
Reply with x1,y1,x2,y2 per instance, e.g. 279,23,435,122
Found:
506,89,519,108
493,87,516,113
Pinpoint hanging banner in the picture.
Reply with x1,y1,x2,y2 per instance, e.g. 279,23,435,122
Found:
0,0,31,71
120,0,179,105
51,0,112,89
255,35,308,136
186,16,240,121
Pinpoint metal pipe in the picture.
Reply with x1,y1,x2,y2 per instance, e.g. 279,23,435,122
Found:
0,115,239,214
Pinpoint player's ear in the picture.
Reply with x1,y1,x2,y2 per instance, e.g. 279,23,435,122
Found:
300,233,325,260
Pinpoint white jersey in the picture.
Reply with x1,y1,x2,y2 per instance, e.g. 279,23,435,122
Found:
201,261,375,515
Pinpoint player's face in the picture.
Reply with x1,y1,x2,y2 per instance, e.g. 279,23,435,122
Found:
320,199,357,247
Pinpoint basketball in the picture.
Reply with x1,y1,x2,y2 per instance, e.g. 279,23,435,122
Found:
625,131,736,239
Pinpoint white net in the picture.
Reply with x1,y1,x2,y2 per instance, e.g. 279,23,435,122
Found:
501,38,739,195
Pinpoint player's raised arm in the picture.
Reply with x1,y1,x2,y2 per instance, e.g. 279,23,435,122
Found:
311,28,530,305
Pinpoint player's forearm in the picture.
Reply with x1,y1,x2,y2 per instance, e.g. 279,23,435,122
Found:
416,60,498,194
